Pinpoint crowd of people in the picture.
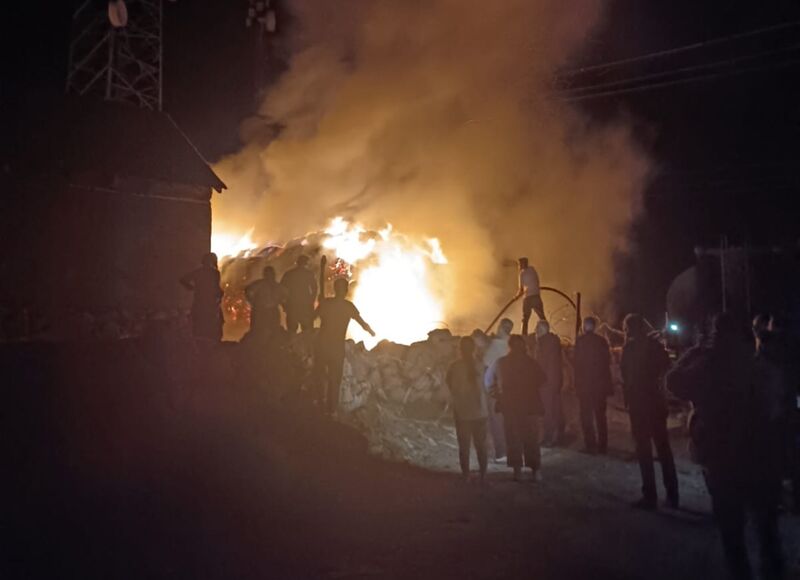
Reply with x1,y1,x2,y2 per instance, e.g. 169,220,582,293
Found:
182,251,798,580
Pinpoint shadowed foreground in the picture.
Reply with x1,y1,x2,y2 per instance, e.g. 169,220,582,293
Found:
4,340,799,579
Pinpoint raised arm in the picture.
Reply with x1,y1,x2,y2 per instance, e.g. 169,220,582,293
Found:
354,313,376,337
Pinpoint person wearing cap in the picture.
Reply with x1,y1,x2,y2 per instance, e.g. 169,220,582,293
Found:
515,257,545,336
180,252,223,341
280,255,318,334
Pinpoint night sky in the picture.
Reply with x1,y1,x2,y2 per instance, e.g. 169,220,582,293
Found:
3,0,799,320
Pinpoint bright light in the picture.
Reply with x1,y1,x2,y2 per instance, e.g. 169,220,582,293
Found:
211,226,258,259
323,217,446,349
669,322,680,333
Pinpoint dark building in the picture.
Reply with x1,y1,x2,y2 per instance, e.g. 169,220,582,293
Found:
1,93,225,338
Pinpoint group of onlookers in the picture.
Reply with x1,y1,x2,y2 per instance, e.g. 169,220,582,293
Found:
447,310,797,580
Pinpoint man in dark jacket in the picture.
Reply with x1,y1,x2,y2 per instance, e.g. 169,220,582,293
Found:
280,255,318,334
667,313,784,580
621,313,678,510
496,334,547,481
535,320,564,447
573,316,614,454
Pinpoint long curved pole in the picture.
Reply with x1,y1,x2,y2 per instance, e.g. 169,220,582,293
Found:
483,286,579,334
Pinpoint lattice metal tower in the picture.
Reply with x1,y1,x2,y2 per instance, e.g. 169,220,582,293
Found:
66,0,163,111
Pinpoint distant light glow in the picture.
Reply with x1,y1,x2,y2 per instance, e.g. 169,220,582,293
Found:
669,322,680,333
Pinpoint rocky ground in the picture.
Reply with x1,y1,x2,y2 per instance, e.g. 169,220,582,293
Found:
4,337,799,580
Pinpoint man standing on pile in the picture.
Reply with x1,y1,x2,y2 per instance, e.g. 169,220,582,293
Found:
446,336,489,482
620,313,679,510
246,266,287,338
482,318,513,463
516,257,545,336
496,335,547,481
280,255,317,334
535,320,564,447
316,278,375,416
574,316,614,454
180,252,223,342
667,313,785,580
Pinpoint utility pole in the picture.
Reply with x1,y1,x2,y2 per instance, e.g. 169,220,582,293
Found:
66,0,164,111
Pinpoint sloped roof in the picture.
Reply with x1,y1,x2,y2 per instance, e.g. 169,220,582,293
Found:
2,92,226,192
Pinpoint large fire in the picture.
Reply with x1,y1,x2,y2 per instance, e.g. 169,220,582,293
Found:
323,217,447,349
212,217,448,349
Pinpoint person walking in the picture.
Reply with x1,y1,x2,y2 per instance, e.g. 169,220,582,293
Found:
620,313,679,510
515,257,545,336
573,316,614,454
482,318,513,463
446,336,490,482
315,278,374,416
179,252,223,342
667,313,785,580
535,320,565,447
496,335,547,481
281,255,317,334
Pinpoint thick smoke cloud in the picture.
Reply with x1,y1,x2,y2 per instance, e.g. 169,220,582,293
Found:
214,0,649,333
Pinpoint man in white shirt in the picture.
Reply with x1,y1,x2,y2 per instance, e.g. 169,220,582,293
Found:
483,318,513,463
516,257,546,335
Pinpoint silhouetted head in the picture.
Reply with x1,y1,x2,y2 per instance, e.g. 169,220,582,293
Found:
583,316,597,334
262,266,276,283
498,318,513,337
333,278,349,298
535,320,550,338
459,336,475,359
508,334,526,354
201,252,218,269
296,255,310,267
518,257,529,270
623,313,646,339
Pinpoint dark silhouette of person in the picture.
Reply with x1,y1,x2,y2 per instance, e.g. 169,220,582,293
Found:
280,255,317,334
667,313,785,580
446,336,489,482
759,315,800,515
621,313,679,510
573,316,613,454
496,334,546,481
315,278,374,416
180,252,223,341
515,257,545,335
245,266,287,338
535,320,564,447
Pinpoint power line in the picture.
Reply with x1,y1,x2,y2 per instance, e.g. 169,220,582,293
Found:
559,57,800,102
556,43,800,98
559,19,800,78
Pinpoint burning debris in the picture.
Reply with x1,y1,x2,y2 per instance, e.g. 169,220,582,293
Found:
216,217,451,346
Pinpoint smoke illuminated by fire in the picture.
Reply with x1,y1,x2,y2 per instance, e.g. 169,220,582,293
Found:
212,217,449,348
211,226,258,260
213,0,651,333
322,217,447,348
